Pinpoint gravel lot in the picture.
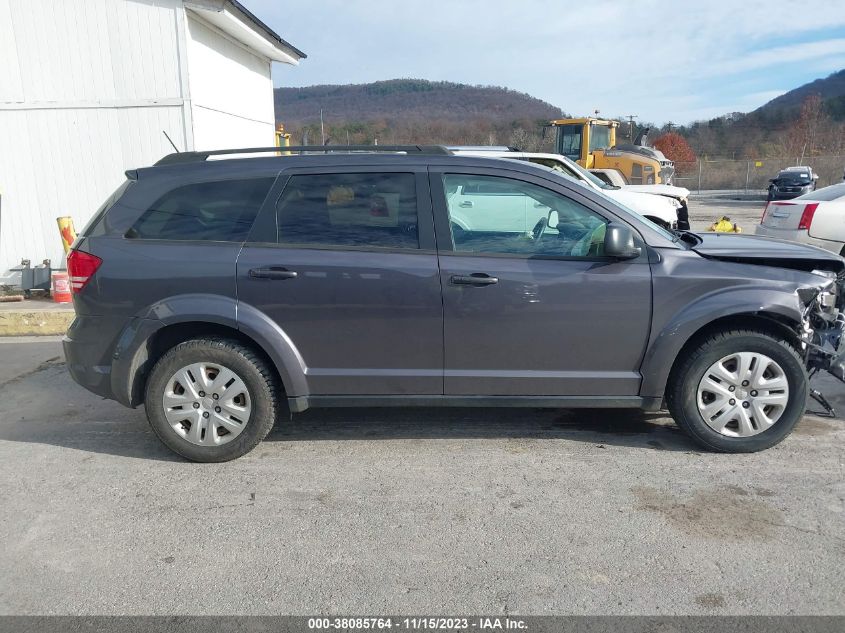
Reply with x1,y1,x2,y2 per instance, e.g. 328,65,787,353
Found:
1,335,843,616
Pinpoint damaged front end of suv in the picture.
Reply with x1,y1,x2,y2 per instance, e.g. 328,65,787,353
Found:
801,271,845,414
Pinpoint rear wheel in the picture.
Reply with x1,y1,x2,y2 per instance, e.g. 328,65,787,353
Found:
144,338,281,462
666,329,807,452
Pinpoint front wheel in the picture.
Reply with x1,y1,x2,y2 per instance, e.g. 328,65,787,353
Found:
144,338,281,462
666,329,807,452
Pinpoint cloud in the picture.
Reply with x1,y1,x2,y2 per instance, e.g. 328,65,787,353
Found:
709,39,845,75
243,0,845,124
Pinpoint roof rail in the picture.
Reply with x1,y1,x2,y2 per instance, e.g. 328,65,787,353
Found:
154,145,452,166
447,145,520,152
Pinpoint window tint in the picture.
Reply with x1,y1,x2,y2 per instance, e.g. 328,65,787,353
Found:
130,178,274,241
83,180,134,237
275,173,419,249
443,174,607,258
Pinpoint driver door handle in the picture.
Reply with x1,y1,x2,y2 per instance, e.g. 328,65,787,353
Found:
450,273,498,286
249,267,298,280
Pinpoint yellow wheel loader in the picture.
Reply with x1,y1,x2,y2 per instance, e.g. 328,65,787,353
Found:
549,118,674,185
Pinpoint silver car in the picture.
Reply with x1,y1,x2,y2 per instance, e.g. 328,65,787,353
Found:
755,182,845,255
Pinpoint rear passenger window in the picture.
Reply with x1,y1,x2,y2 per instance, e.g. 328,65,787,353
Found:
275,173,419,249
130,178,274,241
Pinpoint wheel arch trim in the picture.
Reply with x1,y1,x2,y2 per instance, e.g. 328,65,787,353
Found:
110,294,307,407
640,289,804,399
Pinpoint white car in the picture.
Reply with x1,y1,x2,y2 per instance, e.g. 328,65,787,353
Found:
450,148,685,230
755,182,845,255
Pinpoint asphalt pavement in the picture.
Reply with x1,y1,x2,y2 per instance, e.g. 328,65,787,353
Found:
1,337,843,615
687,193,767,235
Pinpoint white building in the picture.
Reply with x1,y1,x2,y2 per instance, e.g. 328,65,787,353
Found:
0,0,305,277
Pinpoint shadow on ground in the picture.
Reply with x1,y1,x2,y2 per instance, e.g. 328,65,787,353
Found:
0,363,706,459
10,361,842,460
266,406,698,453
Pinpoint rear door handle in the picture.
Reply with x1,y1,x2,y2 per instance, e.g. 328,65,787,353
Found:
459,201,474,208
450,273,498,286
249,267,298,280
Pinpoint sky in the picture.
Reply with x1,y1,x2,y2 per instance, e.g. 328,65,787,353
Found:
243,0,845,125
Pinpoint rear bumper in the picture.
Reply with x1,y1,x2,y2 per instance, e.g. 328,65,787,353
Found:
63,316,117,400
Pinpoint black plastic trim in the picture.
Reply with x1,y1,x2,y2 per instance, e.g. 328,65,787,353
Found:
288,395,660,413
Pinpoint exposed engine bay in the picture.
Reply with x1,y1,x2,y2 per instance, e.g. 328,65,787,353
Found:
801,271,845,416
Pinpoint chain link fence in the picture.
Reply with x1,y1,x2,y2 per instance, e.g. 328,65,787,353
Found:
673,155,845,192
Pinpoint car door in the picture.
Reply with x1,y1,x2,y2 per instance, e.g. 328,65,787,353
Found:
431,167,653,397
237,166,443,396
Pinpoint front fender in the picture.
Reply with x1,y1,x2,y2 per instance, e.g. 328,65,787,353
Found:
639,287,804,398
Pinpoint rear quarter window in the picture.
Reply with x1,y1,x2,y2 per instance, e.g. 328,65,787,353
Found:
129,178,275,242
82,180,134,237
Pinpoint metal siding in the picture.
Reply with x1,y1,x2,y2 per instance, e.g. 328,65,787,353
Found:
4,0,182,105
185,12,276,150
0,0,24,102
0,107,188,274
0,0,284,275
0,0,186,275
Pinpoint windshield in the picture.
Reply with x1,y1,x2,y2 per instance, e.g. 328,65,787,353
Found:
568,175,678,241
565,156,613,188
528,155,611,189
777,171,812,184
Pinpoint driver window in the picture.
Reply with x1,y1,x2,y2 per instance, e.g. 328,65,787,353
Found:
442,174,607,258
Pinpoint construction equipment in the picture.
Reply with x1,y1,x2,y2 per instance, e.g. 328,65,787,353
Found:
548,118,674,185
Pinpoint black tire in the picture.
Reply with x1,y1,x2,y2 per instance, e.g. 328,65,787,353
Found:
666,329,807,453
144,338,281,462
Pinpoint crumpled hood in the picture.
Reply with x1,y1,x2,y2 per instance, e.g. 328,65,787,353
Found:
691,232,845,273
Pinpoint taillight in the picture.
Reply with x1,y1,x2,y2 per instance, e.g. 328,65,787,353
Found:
67,249,102,293
797,203,820,230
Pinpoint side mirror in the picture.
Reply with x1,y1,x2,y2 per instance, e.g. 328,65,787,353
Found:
603,224,641,259
547,210,559,229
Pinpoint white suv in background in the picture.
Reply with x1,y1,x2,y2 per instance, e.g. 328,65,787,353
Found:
450,147,688,230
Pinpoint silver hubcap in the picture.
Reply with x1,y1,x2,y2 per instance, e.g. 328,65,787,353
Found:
697,352,790,437
162,363,252,446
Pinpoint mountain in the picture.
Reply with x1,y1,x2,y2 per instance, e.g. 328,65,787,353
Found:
671,69,845,161
275,78,563,126
273,79,563,148
753,69,845,119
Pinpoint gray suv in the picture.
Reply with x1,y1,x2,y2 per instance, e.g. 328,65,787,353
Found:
64,146,845,462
